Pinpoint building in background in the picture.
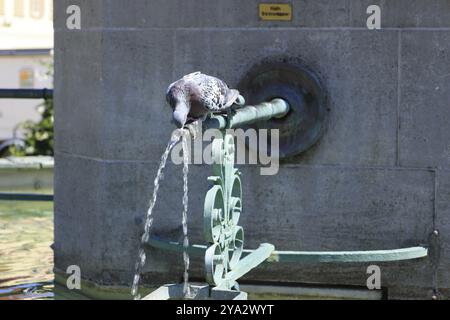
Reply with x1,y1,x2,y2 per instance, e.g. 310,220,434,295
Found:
0,0,53,146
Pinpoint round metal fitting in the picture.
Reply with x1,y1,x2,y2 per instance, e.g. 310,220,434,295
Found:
238,60,328,158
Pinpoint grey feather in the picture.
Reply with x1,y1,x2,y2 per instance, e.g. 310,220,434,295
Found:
166,72,242,126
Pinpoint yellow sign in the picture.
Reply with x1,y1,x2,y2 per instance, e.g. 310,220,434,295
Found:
259,3,292,21
19,68,34,88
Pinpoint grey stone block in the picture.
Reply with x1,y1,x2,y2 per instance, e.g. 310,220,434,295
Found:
96,29,175,161
240,165,433,251
55,147,435,292
54,153,106,281
55,0,450,30
247,259,434,299
53,0,450,299
399,31,450,168
54,30,104,159
103,0,349,29
237,165,435,299
54,0,104,30
437,169,450,298
54,152,211,284
350,0,450,28
55,29,175,162
174,29,398,166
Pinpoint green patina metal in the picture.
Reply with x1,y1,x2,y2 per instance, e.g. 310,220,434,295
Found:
144,99,289,299
144,97,429,300
203,131,275,291
202,98,290,130
148,237,428,263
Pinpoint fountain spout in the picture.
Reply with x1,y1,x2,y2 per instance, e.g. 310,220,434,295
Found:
200,98,290,130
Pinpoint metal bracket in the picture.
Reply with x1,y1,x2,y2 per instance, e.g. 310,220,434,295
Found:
143,129,276,300
203,133,275,291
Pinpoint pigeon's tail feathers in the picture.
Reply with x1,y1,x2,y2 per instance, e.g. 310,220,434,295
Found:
224,89,241,108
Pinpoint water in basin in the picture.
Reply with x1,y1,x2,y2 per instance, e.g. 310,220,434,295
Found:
0,199,53,300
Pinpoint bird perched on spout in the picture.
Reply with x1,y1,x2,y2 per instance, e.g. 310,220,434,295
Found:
166,72,244,128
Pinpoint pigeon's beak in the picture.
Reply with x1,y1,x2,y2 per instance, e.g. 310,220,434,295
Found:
172,106,188,129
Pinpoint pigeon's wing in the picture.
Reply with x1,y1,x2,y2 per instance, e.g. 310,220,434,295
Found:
166,71,201,102
196,76,240,111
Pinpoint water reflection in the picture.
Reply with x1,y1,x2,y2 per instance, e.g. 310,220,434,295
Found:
0,201,54,300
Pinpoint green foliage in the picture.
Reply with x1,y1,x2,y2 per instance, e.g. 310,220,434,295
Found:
9,59,54,157
9,98,54,156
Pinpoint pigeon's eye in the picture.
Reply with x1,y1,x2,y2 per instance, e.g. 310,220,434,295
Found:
166,93,176,107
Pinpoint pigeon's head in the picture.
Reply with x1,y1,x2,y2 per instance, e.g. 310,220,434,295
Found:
166,87,189,129
172,102,189,129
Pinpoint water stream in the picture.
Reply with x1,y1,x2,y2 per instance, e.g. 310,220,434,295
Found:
181,133,190,297
131,129,191,300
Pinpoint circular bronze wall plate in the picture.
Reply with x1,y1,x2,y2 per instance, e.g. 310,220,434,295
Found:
237,60,327,158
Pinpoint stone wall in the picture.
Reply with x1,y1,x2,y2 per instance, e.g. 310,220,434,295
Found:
54,0,450,299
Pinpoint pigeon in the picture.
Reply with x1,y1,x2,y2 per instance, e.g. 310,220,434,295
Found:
166,72,244,128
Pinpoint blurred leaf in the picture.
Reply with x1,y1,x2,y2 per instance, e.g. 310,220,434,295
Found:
9,63,54,157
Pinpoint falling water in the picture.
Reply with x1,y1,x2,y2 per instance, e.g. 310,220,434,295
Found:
181,132,191,298
131,129,183,300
